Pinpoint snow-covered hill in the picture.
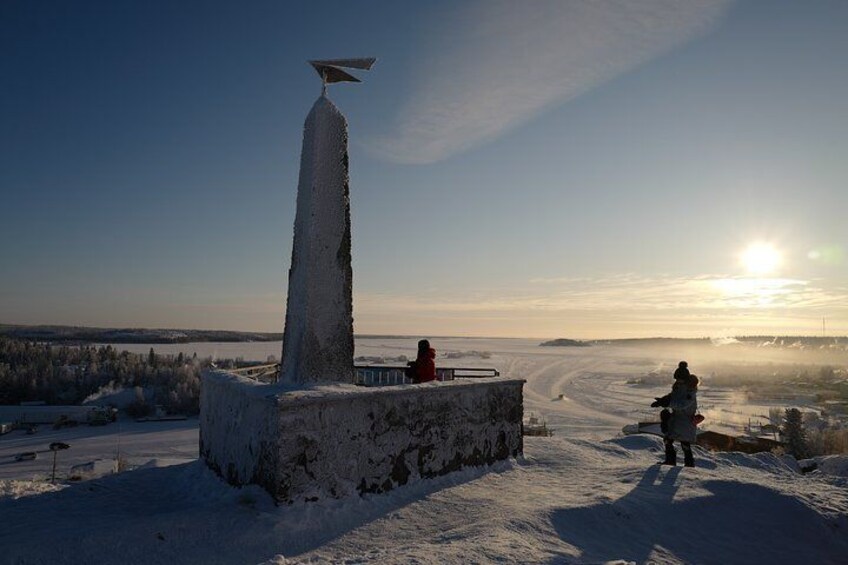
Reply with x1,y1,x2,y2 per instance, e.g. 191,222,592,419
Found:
2,436,846,564
2,339,847,564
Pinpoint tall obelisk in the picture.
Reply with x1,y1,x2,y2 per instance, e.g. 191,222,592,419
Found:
280,59,374,384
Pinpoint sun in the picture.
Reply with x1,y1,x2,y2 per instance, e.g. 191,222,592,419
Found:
740,242,782,275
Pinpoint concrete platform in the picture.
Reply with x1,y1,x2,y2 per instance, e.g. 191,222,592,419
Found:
200,370,524,504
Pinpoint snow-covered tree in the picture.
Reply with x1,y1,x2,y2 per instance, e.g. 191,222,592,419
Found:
782,408,809,459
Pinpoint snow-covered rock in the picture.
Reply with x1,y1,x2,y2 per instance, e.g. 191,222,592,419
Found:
800,455,848,479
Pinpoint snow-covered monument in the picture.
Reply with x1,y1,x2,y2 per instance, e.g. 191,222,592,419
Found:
200,59,525,504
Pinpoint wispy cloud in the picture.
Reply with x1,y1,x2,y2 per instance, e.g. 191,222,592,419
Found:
368,0,732,164
351,274,848,336
356,274,848,314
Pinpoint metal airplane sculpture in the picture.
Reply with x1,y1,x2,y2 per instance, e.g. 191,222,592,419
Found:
309,57,377,94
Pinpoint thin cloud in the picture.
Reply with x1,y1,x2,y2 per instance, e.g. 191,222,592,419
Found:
355,274,848,314
368,0,732,164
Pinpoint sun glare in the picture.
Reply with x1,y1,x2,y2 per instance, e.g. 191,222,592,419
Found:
740,242,781,275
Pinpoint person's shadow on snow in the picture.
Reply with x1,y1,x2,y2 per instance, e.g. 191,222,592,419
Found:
0,460,512,564
549,465,679,564
549,465,847,565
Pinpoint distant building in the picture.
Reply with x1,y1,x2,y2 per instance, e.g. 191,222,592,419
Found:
622,424,786,454
696,431,784,454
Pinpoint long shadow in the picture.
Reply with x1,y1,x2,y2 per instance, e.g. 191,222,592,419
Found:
550,467,848,565
0,458,509,564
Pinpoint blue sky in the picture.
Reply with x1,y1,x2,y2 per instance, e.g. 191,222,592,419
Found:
1,0,846,338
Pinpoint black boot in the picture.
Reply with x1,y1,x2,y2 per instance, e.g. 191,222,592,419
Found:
682,443,694,467
661,438,677,466
682,443,695,467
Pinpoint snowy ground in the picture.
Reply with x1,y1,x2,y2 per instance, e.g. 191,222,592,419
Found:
2,338,847,564
0,419,198,483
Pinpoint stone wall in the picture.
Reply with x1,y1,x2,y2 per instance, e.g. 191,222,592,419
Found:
200,371,524,504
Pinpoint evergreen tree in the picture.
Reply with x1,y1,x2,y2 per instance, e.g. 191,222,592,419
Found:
0,336,213,414
782,408,809,459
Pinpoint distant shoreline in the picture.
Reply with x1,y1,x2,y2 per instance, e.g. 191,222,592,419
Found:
0,324,845,347
0,324,282,345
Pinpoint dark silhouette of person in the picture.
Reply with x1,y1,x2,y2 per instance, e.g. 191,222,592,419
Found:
673,360,689,381
652,361,690,434
652,370,699,467
411,339,436,383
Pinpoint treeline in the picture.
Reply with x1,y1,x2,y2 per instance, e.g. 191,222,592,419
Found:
0,337,243,415
704,362,847,387
733,336,848,347
0,324,282,344
782,407,848,458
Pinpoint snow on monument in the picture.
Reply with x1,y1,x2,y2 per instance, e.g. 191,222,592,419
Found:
279,95,354,384
200,59,525,504
281,58,375,383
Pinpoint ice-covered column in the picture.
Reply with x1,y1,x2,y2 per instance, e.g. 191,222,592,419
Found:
280,94,354,384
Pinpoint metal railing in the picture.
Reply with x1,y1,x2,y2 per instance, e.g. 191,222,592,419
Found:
225,363,280,383
353,366,499,387
220,363,500,386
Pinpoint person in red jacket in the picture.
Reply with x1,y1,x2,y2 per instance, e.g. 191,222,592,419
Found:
414,339,437,383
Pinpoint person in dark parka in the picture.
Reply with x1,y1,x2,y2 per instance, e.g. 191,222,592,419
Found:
414,339,437,383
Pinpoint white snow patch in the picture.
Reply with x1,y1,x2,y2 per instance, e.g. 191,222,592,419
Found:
0,480,65,500
69,459,118,480
801,455,848,480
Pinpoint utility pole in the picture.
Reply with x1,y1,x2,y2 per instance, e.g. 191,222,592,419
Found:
115,417,121,470
49,442,70,483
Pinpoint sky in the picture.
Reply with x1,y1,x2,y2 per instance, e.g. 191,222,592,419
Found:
1,0,846,339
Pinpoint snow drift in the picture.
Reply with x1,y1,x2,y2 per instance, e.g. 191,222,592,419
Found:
2,435,847,564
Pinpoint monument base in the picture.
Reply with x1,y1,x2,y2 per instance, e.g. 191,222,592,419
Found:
200,370,524,504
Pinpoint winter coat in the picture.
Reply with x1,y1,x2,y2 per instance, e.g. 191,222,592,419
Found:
666,382,698,443
416,347,437,383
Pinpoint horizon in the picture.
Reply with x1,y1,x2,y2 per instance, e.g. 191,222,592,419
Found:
2,0,846,338
2,321,846,344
